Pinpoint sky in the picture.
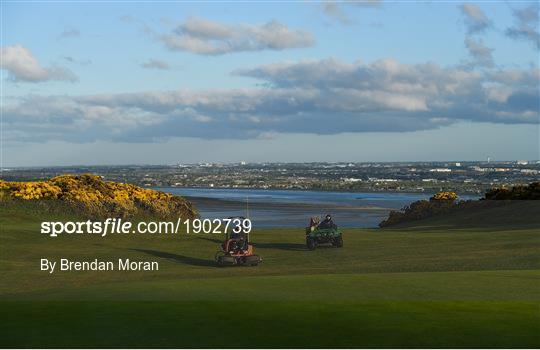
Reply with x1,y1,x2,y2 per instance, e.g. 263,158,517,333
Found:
1,1,539,166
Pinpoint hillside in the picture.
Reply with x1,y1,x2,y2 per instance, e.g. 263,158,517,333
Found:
0,174,197,219
385,200,540,230
380,183,540,228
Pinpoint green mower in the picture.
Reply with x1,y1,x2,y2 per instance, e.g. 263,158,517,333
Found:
305,215,343,250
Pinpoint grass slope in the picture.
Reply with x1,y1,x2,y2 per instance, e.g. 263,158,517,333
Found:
1,203,539,348
385,200,540,230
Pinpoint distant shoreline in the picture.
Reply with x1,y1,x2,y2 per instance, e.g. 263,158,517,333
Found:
183,195,392,212
157,186,482,197
158,186,440,196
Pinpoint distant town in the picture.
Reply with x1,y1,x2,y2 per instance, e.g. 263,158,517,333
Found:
2,160,539,195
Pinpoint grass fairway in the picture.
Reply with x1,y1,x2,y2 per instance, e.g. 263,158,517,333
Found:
1,203,539,348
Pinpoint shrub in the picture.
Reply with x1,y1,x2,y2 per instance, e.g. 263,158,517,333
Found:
430,191,458,201
0,174,198,219
379,182,539,228
379,195,456,228
484,182,539,200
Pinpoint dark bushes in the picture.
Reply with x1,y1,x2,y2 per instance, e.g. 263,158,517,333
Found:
379,183,539,227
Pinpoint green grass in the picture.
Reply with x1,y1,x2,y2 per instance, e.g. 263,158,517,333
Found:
1,202,539,348
3,301,539,348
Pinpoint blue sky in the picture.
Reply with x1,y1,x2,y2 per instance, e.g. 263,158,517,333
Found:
2,1,539,166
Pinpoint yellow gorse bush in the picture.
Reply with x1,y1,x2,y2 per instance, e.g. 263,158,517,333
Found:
431,191,458,201
0,174,197,219
3,181,62,200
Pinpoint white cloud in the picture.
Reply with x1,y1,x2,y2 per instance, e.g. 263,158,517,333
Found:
506,4,540,49
460,3,491,34
4,58,538,143
321,0,381,25
322,2,352,24
141,59,171,70
1,45,77,82
464,37,494,67
160,17,314,55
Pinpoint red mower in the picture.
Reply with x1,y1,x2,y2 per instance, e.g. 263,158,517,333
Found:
215,216,261,267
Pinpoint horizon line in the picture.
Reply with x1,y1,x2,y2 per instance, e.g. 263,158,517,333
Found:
2,159,539,170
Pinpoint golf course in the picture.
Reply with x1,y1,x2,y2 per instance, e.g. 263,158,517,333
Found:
1,200,539,348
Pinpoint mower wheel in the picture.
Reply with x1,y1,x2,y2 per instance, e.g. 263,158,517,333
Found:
245,255,261,266
306,237,317,250
217,255,236,266
333,236,343,248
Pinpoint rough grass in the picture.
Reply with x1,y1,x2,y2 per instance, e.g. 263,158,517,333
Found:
381,200,540,230
1,204,539,348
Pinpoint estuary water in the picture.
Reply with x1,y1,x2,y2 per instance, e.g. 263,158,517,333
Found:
160,187,450,228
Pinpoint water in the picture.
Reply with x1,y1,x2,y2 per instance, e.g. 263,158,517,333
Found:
160,187,452,228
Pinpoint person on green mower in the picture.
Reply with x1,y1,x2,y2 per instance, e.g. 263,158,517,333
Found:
318,214,337,229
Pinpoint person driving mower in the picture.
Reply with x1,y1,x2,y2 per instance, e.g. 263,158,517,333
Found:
305,214,343,250
215,216,261,266
318,214,337,229
227,231,248,253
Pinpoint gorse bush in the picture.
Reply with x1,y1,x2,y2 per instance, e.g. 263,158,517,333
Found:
0,181,62,200
379,183,539,227
0,174,198,219
379,191,458,228
431,191,458,201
